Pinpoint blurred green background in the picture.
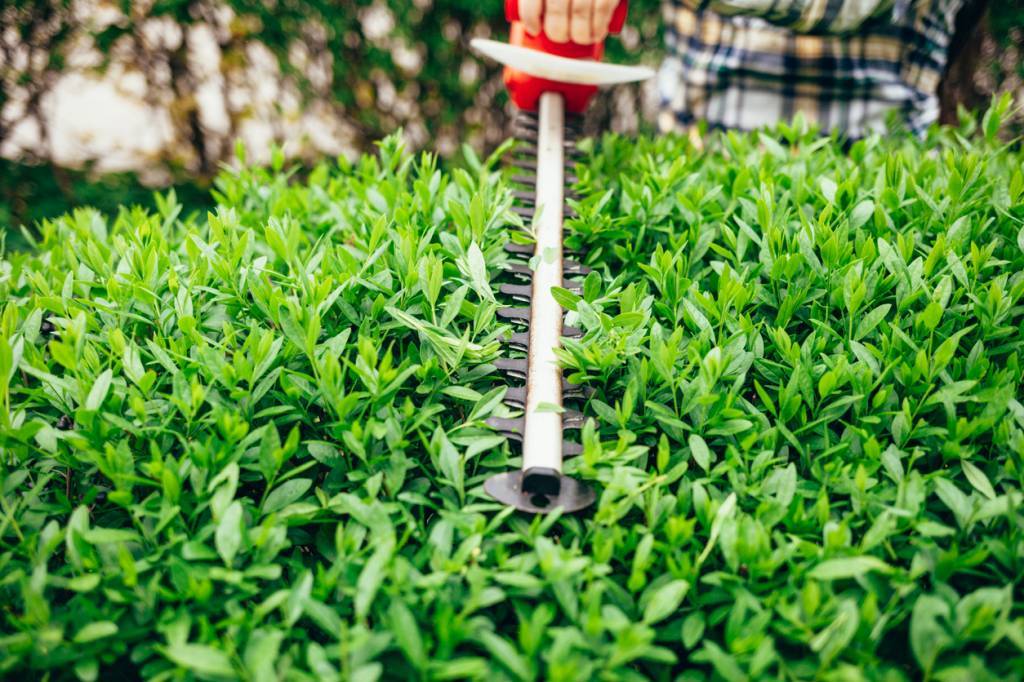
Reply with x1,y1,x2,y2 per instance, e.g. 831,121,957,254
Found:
1,0,1021,247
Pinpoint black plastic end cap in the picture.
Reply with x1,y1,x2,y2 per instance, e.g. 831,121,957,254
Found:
483,470,595,514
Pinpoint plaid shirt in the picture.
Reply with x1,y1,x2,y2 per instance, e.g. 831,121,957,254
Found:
658,0,965,139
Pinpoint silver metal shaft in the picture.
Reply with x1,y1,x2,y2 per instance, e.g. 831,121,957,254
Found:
522,92,565,472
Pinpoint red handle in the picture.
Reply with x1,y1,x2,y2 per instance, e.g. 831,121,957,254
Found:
501,0,630,113
504,0,628,35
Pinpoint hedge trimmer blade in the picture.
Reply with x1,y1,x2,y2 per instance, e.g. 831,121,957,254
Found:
475,0,652,514
485,98,596,513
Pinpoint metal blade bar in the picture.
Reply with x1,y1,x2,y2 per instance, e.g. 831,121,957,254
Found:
523,91,566,476
485,100,595,514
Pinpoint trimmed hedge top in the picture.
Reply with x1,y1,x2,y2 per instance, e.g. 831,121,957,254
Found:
2,101,1024,680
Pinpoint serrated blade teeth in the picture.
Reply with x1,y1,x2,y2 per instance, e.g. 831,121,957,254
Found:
486,416,524,439
500,331,530,351
503,262,533,279
564,382,594,399
503,240,586,260
503,386,527,407
499,283,533,301
494,358,527,379
503,242,534,256
497,307,531,323
511,158,537,172
512,190,536,205
499,282,582,301
502,261,590,278
486,408,585,431
513,127,539,142
562,410,584,429
564,259,591,275
486,97,596,513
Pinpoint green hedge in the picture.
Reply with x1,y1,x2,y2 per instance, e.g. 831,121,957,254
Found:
2,101,1024,680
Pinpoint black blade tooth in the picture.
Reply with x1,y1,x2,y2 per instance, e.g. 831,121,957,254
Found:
503,262,533,279
504,261,589,279
563,441,583,457
563,325,583,339
498,278,579,300
512,190,536,205
513,127,539,142
488,411,584,430
499,283,532,301
486,416,524,437
503,386,527,407
563,381,594,399
564,259,591,275
510,174,535,186
563,410,584,430
510,158,537,172
565,145,586,159
564,206,579,220
494,358,528,379
516,111,539,126
503,240,585,261
503,242,534,256
497,307,531,323
500,331,530,351
511,205,534,219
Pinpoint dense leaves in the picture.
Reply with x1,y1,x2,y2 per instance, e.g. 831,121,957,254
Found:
2,102,1024,680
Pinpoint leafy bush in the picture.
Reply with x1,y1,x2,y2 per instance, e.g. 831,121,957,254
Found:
2,101,1024,680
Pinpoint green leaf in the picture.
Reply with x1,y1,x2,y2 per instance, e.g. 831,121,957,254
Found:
355,539,394,620
855,304,891,340
911,595,952,675
961,461,996,500
551,286,581,311
698,493,736,565
477,631,531,681
73,621,118,643
688,434,711,473
262,478,312,515
85,369,113,411
163,643,236,678
81,527,139,544
216,501,244,566
681,612,705,649
643,579,690,624
464,241,494,303
388,599,426,670
244,629,284,682
809,555,894,580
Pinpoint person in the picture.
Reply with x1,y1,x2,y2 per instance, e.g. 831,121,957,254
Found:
514,0,972,139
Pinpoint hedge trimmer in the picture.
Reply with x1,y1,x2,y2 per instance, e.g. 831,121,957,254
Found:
471,3,652,513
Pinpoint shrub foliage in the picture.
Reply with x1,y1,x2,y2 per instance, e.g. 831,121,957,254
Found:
2,103,1024,679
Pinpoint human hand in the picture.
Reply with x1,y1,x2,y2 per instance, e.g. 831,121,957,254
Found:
516,0,617,45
